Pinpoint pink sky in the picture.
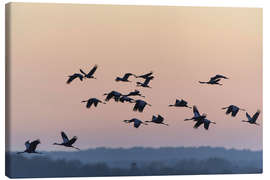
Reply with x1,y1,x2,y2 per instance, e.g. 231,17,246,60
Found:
7,3,262,151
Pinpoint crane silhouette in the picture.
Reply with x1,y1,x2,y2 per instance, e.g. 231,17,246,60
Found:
199,74,228,85
123,118,147,128
17,139,41,154
193,118,216,130
242,110,260,125
53,131,80,150
184,106,207,121
66,73,84,84
80,65,98,79
103,91,122,102
136,71,153,79
115,73,136,82
132,99,152,112
125,90,145,98
145,114,168,126
222,105,245,117
169,99,192,108
119,96,135,103
199,78,223,85
136,76,154,88
81,98,106,108
211,74,229,80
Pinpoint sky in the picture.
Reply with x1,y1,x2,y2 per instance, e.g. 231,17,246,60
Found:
6,3,262,151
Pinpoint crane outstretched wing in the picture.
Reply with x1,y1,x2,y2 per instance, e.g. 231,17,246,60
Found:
134,120,141,128
67,74,83,84
61,131,69,143
143,77,153,85
138,104,145,112
88,65,98,76
114,96,120,102
68,136,77,145
80,69,87,75
93,101,99,107
204,120,210,130
123,73,132,80
139,71,153,78
25,140,30,150
210,74,228,81
212,78,221,83
215,74,228,79
105,92,114,101
226,106,233,115
67,75,76,84
246,112,252,121
86,100,94,108
133,102,139,112
193,106,200,117
181,99,188,105
193,120,204,129
231,108,239,117
210,75,218,81
137,101,146,112
119,96,125,102
29,139,40,151
156,115,164,123
252,110,260,121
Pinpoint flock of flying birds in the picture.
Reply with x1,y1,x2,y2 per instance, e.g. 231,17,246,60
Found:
17,65,261,154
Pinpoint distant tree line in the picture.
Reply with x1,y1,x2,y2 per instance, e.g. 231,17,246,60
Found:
6,153,262,178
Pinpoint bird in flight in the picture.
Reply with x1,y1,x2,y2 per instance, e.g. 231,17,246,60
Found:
169,99,192,108
80,65,98,79
146,114,169,126
125,90,145,98
199,74,228,85
193,118,216,130
115,73,136,82
53,131,80,150
123,118,147,128
136,76,154,88
17,139,41,154
119,96,135,103
242,110,260,125
222,105,245,117
66,73,84,84
184,106,207,121
136,71,153,79
103,91,122,102
132,99,152,112
81,98,106,108
211,74,229,80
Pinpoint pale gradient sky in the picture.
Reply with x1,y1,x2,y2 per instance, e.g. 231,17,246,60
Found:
7,3,262,151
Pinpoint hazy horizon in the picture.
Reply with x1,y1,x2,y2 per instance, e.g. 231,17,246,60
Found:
7,3,262,151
